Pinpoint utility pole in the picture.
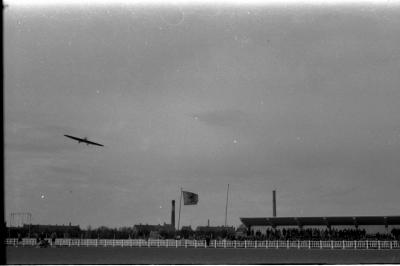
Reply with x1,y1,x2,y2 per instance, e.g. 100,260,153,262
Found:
224,184,230,227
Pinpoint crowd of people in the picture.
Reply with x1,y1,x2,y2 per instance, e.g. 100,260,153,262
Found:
8,224,400,241
248,228,399,241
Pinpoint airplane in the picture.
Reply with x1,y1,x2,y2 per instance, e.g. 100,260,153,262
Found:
64,135,104,147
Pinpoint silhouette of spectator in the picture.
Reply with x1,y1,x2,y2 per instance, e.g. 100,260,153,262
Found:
17,233,22,246
51,232,56,247
206,234,211,246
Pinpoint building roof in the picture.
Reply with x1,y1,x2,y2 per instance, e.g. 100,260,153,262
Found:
240,216,400,227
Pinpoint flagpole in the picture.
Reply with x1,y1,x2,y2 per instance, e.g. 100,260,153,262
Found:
177,187,182,231
224,184,229,227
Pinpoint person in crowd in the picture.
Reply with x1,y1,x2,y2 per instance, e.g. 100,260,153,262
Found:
206,234,211,247
17,233,22,246
51,232,57,247
35,233,40,246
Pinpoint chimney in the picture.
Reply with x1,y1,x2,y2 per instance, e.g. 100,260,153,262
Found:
273,190,277,217
171,200,175,228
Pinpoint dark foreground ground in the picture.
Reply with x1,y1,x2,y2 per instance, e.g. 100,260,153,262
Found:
6,247,400,264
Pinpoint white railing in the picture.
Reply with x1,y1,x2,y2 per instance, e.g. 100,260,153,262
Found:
5,238,400,249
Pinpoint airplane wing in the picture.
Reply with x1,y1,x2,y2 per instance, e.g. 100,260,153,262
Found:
84,139,104,147
64,135,83,142
64,135,104,147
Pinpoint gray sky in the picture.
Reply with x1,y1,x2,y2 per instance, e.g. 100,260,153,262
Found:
4,4,400,229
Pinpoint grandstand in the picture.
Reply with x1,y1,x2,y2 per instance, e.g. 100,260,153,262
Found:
240,216,400,240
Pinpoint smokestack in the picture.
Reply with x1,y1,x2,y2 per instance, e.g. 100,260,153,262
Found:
273,190,277,217
171,200,175,228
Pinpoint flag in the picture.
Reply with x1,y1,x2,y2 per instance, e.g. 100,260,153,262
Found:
182,191,198,205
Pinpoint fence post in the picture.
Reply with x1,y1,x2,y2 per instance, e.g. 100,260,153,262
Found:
366,240,368,250
378,241,380,250
185,240,187,248
354,240,356,249
390,241,392,249
298,240,300,249
69,239,71,247
205,240,207,248
276,241,278,249
309,240,311,249
320,240,322,249
255,240,257,248
265,240,268,249
331,240,333,249
245,240,247,248
342,240,345,249
234,240,237,248
287,240,289,249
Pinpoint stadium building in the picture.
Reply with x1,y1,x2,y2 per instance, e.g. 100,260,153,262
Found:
240,216,400,238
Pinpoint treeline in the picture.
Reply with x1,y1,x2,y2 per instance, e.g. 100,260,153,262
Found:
83,226,177,239
7,225,400,241
7,225,154,239
179,226,236,240
7,224,238,240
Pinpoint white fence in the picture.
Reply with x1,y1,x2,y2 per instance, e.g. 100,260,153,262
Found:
5,238,400,249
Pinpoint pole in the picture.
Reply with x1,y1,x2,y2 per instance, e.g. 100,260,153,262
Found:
224,184,230,227
177,188,183,230
273,190,277,217
28,213,32,238
171,200,175,228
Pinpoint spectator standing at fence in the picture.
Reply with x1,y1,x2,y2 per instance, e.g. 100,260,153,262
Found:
17,233,22,246
51,232,56,247
206,234,211,247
